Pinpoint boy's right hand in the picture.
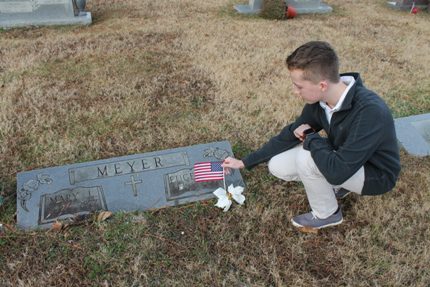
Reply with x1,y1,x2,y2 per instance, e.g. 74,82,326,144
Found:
294,124,313,141
222,157,244,175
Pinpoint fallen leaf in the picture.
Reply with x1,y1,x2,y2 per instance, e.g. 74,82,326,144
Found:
298,226,319,234
3,223,16,232
69,242,82,250
97,211,113,222
51,221,63,231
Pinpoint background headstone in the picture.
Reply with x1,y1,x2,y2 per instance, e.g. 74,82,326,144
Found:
285,0,332,14
0,0,91,28
234,0,262,14
395,113,430,157
16,141,245,230
387,0,429,10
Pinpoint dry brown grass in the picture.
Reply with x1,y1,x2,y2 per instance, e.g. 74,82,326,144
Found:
0,0,430,286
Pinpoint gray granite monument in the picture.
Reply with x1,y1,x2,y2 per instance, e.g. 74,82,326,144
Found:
0,0,91,29
285,0,332,14
395,113,430,157
234,0,262,14
234,0,332,15
16,141,245,230
387,0,429,10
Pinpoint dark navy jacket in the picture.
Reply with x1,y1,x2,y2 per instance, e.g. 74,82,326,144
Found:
242,73,401,195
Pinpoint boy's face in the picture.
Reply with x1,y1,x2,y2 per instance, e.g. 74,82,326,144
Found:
289,69,325,104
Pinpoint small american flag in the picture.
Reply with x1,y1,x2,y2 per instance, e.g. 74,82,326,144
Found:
193,161,224,182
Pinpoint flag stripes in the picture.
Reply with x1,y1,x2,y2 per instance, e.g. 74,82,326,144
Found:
193,161,224,182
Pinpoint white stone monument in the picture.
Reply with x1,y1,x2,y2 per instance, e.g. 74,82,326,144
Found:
286,0,332,14
0,0,91,28
234,0,262,14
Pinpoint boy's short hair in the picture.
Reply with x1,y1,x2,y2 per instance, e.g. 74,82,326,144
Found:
286,41,340,84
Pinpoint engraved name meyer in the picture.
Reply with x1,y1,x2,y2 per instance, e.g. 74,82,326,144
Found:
68,152,189,185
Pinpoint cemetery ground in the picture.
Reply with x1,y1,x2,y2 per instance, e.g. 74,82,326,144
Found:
0,0,429,285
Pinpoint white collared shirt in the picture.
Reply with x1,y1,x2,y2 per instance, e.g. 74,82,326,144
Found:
319,76,355,124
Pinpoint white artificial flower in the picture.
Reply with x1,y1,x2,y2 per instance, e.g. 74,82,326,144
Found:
213,187,232,212
227,184,245,205
213,184,245,212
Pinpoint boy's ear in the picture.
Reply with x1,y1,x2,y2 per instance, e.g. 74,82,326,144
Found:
319,80,328,92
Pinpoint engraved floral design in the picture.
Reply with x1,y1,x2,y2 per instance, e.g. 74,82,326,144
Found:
37,173,53,184
18,174,52,212
203,147,230,160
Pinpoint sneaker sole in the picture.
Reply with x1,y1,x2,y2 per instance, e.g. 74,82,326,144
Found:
291,218,343,229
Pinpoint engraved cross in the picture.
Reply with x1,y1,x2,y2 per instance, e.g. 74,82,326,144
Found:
125,175,143,197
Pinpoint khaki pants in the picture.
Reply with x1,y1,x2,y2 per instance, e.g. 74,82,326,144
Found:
268,145,365,219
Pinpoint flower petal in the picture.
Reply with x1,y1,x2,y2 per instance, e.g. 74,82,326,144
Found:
215,197,231,209
229,185,244,195
223,200,232,212
213,187,227,198
232,193,245,205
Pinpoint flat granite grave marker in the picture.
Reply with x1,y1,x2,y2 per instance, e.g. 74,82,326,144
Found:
395,113,430,157
285,0,332,14
0,0,91,29
17,141,245,230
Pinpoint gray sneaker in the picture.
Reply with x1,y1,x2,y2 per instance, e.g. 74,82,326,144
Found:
334,188,351,199
291,208,343,229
